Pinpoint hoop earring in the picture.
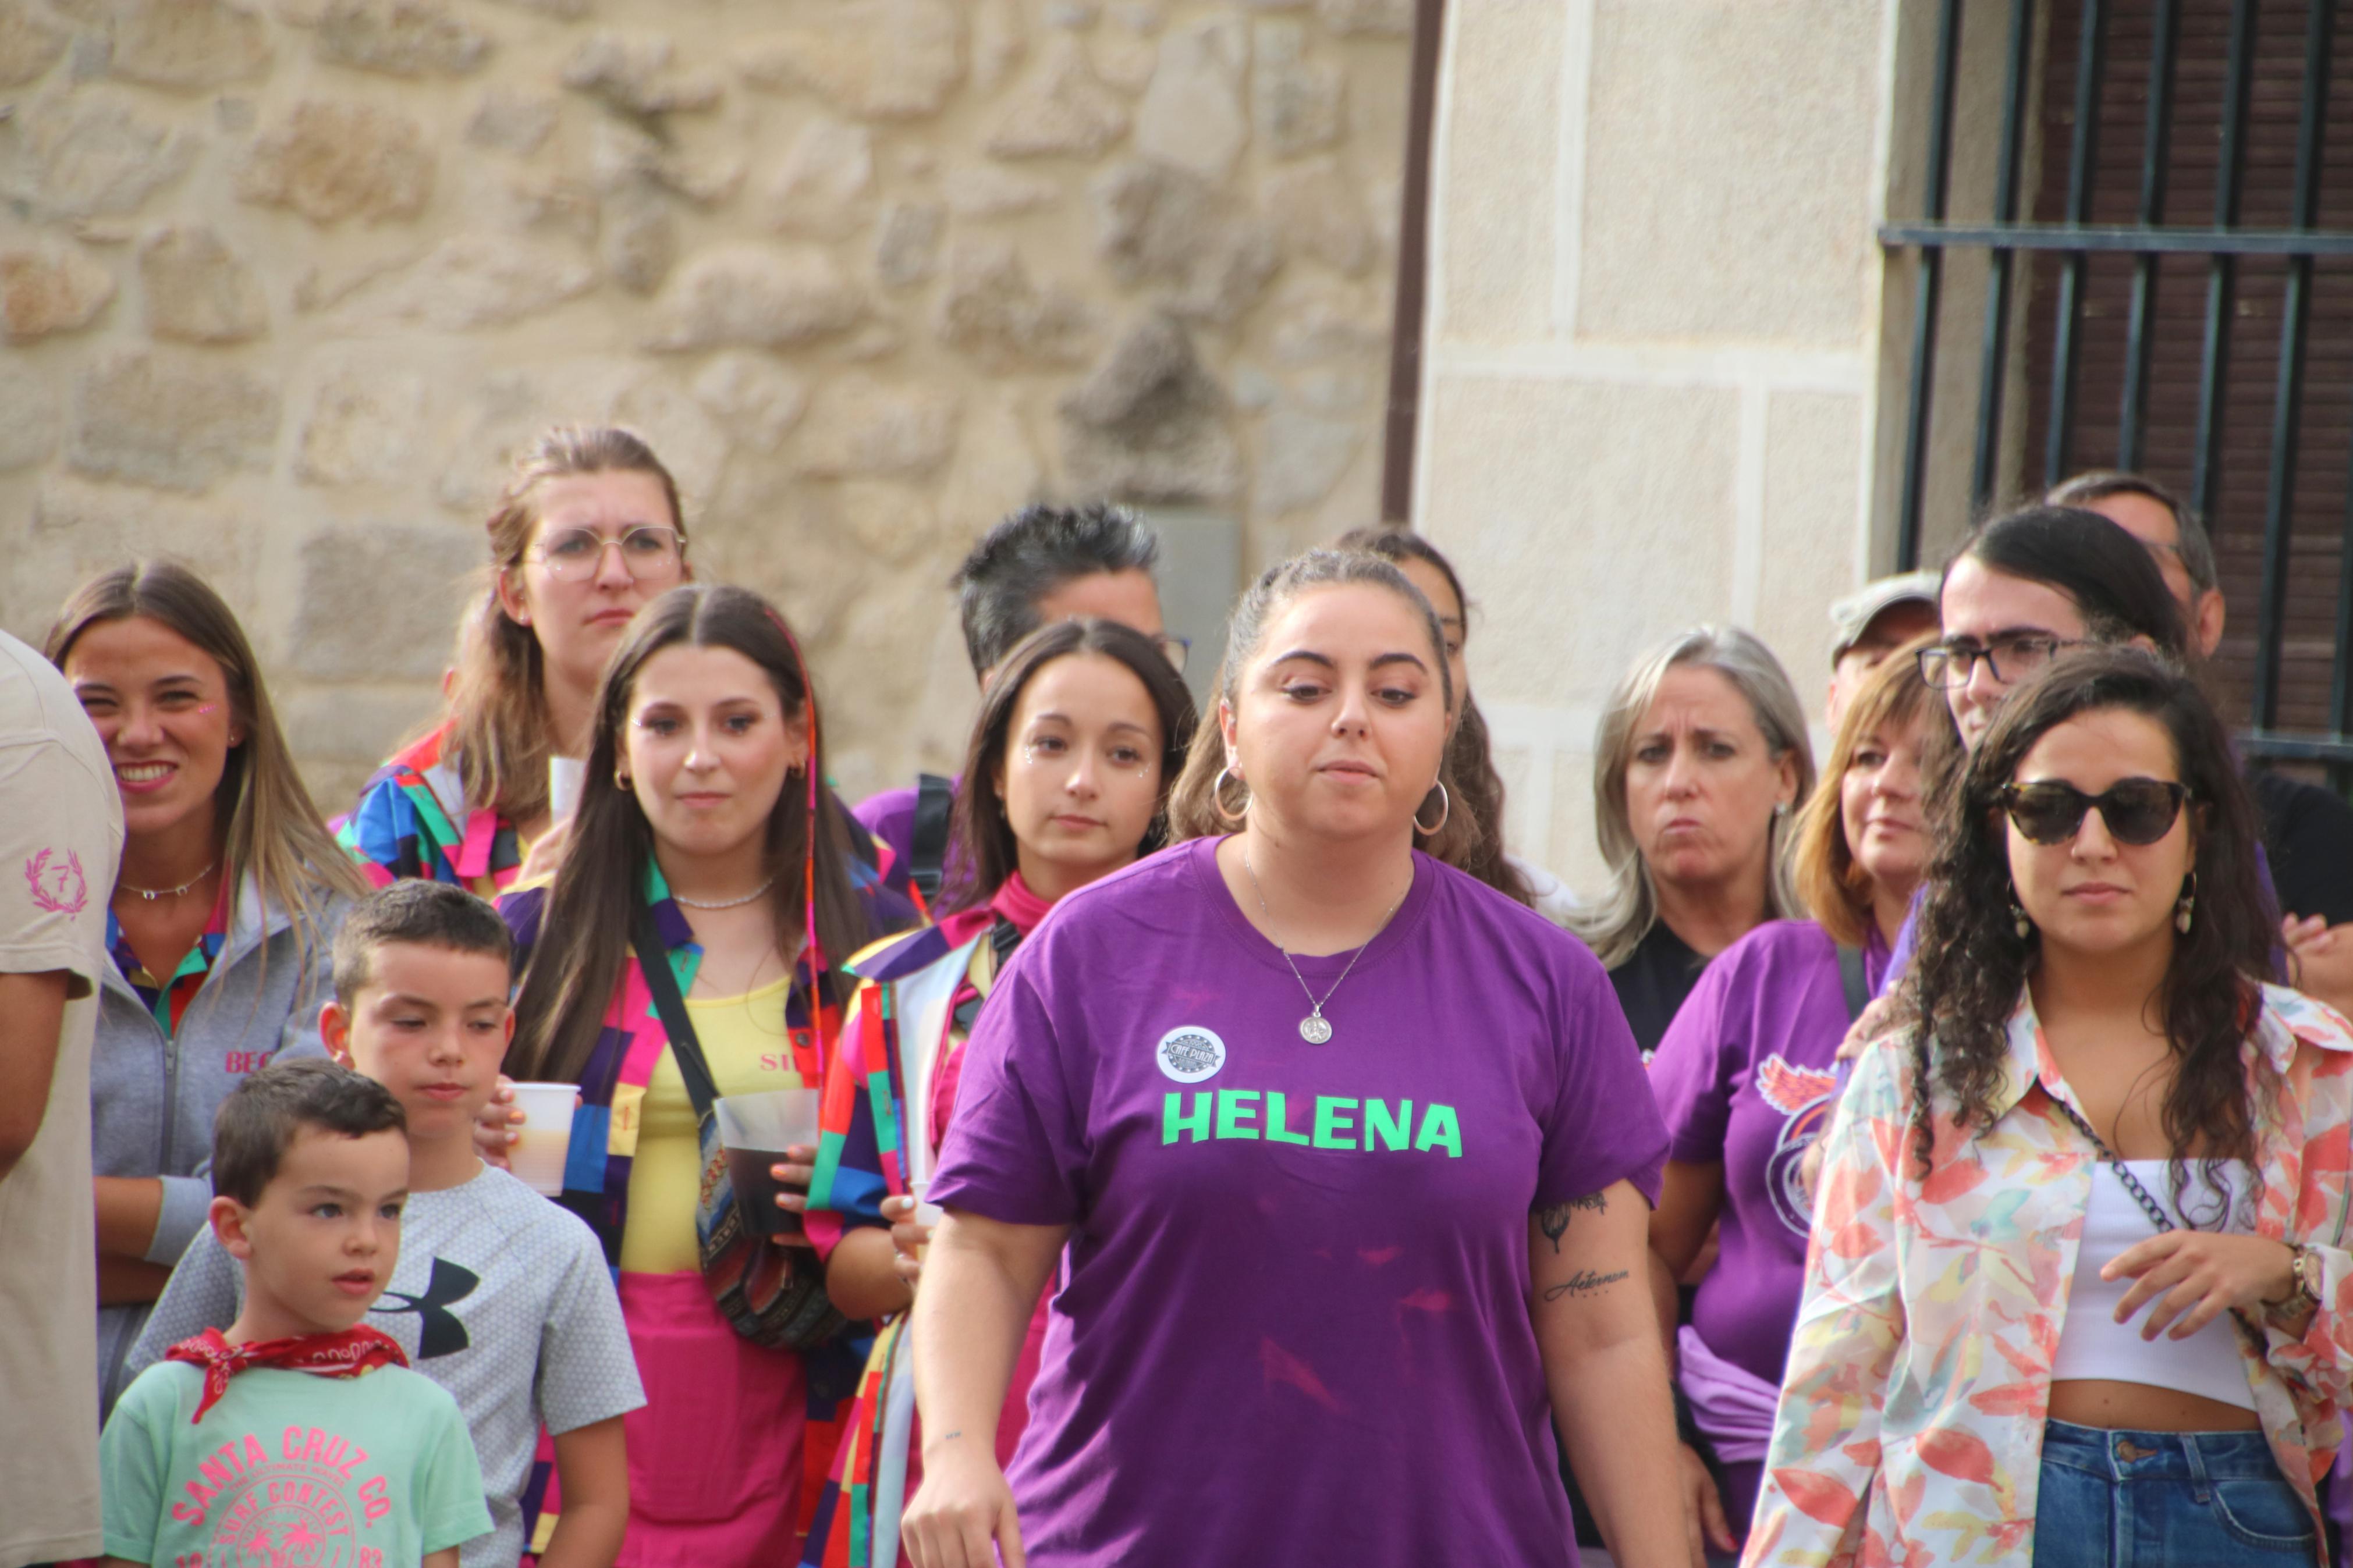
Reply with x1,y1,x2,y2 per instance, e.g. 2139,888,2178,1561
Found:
1414,780,1450,837
2175,871,2197,934
615,770,631,792
1212,763,1249,825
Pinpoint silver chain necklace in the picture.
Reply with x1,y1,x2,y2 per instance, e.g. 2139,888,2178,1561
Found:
672,874,776,911
119,861,217,902
1241,849,1405,1044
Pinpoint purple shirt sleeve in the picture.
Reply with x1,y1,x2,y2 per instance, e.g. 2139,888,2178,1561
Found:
1536,941,1667,1208
851,785,920,881
928,958,1088,1226
1648,952,1740,1166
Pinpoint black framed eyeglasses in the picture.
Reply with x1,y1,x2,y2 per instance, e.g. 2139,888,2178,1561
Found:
1917,635,2089,690
1998,778,2192,847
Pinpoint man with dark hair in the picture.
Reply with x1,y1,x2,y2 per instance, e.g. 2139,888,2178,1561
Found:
856,502,1179,907
2050,470,2353,1013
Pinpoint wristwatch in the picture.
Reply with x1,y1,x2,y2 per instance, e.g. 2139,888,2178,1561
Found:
2269,1243,2324,1313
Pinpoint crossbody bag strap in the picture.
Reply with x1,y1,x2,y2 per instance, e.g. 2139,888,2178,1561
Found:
909,773,954,904
1835,943,1871,1025
631,902,721,1122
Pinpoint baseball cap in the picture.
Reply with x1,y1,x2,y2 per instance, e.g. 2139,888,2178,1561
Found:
1829,570,1940,663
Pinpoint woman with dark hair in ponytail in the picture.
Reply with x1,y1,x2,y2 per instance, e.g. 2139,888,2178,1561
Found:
1332,527,1560,916
1752,647,2353,1568
500,584,916,1562
794,617,1195,1567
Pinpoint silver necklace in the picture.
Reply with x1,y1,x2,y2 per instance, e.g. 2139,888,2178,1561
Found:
1241,850,1404,1044
119,861,217,902
672,874,776,911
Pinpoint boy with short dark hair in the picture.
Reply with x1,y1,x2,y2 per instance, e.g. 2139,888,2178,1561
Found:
100,1058,492,1568
130,881,642,1568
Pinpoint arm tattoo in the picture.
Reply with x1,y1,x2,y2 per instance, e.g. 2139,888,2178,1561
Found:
1542,1268,1630,1303
1532,1190,1608,1253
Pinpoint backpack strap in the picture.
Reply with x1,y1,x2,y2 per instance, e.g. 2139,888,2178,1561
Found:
908,772,954,905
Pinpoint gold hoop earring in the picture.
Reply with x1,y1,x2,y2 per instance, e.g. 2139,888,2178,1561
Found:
615,771,631,792
1414,780,1450,837
1212,763,1249,825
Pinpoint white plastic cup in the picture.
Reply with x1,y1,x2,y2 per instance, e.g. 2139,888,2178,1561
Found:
506,1082,579,1196
714,1089,825,1235
911,1178,944,1230
547,756,586,823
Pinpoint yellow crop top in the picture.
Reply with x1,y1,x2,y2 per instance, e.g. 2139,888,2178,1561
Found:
617,975,810,1275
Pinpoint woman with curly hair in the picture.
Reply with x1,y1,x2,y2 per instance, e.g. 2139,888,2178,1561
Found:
1748,646,2353,1568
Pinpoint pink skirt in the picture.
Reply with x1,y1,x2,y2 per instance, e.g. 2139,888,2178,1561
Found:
616,1270,806,1568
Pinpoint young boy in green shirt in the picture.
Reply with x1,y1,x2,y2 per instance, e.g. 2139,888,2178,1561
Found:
128,880,641,1568
99,1057,493,1568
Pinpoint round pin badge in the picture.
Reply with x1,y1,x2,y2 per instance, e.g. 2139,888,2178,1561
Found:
1155,1025,1226,1084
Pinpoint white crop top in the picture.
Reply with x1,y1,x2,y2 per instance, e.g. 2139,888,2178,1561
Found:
2051,1159,2257,1412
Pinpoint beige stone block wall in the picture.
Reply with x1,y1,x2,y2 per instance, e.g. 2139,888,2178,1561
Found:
1418,0,1894,897
0,0,1408,816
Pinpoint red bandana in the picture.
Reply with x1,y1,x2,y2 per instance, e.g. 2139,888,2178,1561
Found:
165,1325,409,1424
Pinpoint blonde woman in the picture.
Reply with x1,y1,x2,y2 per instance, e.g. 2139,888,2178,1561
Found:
340,425,690,895
1645,643,1950,1552
46,560,367,1412
1573,626,1816,1055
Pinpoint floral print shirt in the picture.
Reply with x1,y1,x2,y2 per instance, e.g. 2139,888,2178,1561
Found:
1746,983,2353,1567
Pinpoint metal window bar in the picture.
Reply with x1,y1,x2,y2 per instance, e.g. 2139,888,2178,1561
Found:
1882,0,2353,787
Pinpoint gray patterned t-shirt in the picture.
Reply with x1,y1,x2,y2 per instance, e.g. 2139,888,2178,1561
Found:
129,1161,644,1568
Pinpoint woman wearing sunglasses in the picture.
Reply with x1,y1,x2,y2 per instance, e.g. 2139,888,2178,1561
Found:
1748,646,2353,1568
340,425,691,895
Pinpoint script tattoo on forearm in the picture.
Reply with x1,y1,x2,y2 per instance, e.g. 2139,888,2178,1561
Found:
1533,1190,1609,1254
1543,1268,1630,1303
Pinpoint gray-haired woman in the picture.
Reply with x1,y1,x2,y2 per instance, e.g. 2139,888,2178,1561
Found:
1573,626,1815,1057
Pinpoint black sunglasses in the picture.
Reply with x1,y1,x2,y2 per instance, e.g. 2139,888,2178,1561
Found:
1997,778,2192,847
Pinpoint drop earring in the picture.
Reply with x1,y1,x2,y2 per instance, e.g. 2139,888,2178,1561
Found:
2175,872,2197,934
2010,899,2032,941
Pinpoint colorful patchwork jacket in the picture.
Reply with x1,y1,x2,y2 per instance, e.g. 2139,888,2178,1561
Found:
342,721,913,906
340,722,524,896
1745,983,2353,1567
799,906,1015,1568
498,854,917,1542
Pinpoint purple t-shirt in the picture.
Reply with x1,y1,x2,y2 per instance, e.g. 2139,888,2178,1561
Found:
929,836,1667,1568
853,775,974,902
1648,919,1889,1388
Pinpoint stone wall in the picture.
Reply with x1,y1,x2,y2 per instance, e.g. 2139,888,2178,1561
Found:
0,0,1409,812
1414,0,1896,897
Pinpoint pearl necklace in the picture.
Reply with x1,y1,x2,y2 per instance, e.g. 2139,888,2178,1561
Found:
119,862,217,902
672,874,777,911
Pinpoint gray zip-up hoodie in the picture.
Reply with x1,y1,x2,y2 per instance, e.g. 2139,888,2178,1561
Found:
91,876,350,1412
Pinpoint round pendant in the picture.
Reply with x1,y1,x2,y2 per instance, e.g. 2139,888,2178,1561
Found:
1298,1014,1332,1044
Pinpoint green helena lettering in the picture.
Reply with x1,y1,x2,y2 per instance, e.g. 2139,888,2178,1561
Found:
1214,1090,1261,1140
1264,1091,1312,1145
1161,1090,1459,1157
1364,1098,1413,1153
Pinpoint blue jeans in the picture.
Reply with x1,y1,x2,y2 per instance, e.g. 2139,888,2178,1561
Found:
2033,1418,2316,1566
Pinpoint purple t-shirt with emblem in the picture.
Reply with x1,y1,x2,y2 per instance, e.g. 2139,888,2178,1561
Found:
1648,918,1889,1387
928,835,1668,1568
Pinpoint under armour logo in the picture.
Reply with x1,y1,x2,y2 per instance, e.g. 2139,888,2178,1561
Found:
372,1257,480,1359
